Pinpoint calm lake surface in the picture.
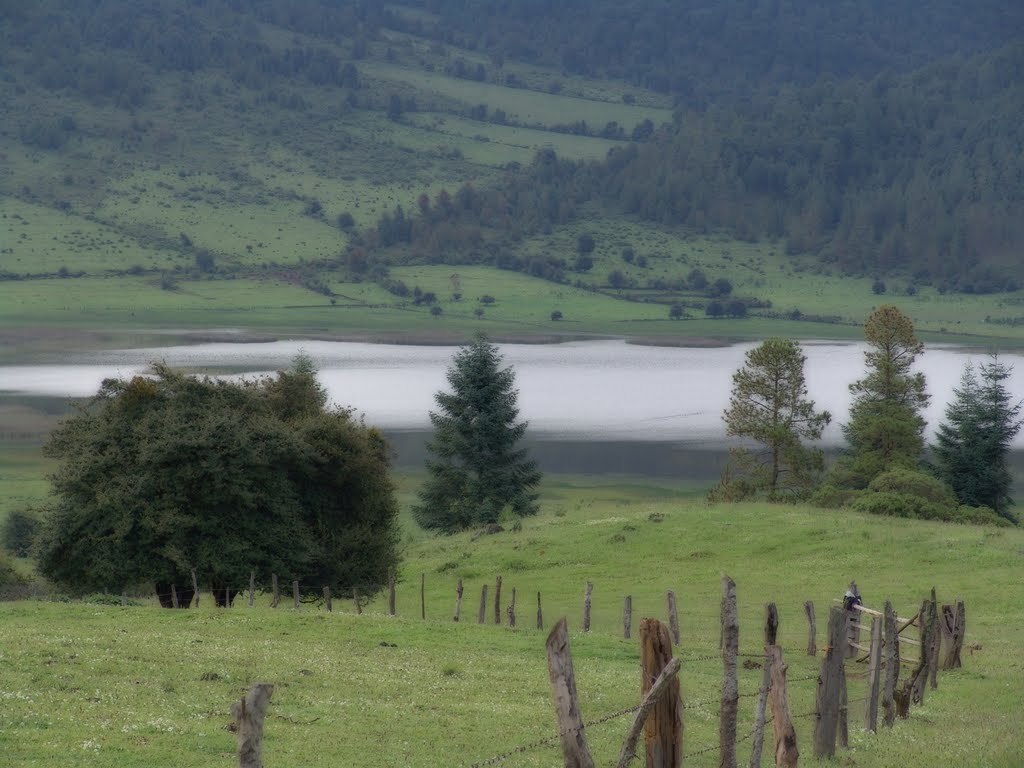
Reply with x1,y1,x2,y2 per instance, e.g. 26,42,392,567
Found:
2,339,1023,448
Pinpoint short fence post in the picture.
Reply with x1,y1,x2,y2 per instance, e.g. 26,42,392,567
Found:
388,568,396,616
582,581,593,633
908,598,933,706
845,581,861,658
537,591,544,631
615,654,681,768
623,595,632,639
813,606,846,758
667,590,680,644
323,586,332,612
938,600,965,669
171,584,179,609
928,588,940,690
804,600,816,656
121,592,127,607
507,587,517,628
882,600,899,726
637,618,682,767
767,646,798,767
191,569,200,608
494,576,502,625
270,574,279,608
232,683,274,768
292,580,300,610
546,617,596,768
478,584,488,624
353,587,362,615
421,573,426,621
864,616,883,732
749,602,779,768
454,577,463,622
719,573,739,768
249,571,255,608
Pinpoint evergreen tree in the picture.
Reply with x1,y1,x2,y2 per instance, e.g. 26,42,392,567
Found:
835,306,929,487
414,334,541,532
712,338,831,501
933,357,1023,522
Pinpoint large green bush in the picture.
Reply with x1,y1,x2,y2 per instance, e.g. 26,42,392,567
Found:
866,469,958,507
2,509,41,557
850,490,1007,526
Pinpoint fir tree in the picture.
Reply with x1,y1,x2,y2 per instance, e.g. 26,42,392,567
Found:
933,356,1023,522
414,334,541,532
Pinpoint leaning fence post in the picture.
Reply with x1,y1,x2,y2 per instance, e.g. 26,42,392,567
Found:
270,574,279,608
767,646,798,767
844,581,861,658
546,618,596,768
720,573,739,768
323,586,332,612
232,683,274,768
749,602,779,768
939,600,965,669
813,606,846,758
804,600,816,656
454,577,463,622
583,581,593,632
864,616,883,732
478,584,488,624
637,618,682,768
928,587,940,690
494,576,503,625
508,587,517,628
249,571,255,608
171,584,179,609
882,600,899,727
667,590,680,644
537,591,544,631
615,654,681,768
388,568,396,616
623,595,632,639
353,587,362,615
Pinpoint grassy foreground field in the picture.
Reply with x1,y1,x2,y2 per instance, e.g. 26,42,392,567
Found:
2,490,1022,767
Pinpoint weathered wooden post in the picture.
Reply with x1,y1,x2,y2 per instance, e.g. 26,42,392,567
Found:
478,584,488,624
323,586,332,612
813,606,846,758
844,581,861,658
191,569,200,608
121,592,127,607
292,580,300,610
494,576,502,625
507,587,517,628
667,590,680,644
615,654,681,768
270,574,279,608
623,595,632,639
928,588,939,689
882,600,899,727
749,602,779,768
938,600,965,669
537,591,544,631
546,618,596,768
804,600,816,656
767,646,798,767
720,574,739,768
637,618,682,768
421,573,426,620
864,616,883,732
388,568,396,616
171,584,180,609
249,571,256,608
232,683,274,768
454,577,463,622
583,581,593,632
908,598,933,706
353,587,362,615
838,664,849,748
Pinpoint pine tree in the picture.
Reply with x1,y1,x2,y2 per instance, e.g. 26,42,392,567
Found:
414,334,541,532
835,305,929,487
712,338,831,501
933,356,1023,522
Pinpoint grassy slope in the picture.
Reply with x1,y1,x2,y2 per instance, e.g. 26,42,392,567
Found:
0,493,1021,767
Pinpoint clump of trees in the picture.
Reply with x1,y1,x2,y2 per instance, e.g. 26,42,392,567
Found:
35,358,400,604
414,334,541,533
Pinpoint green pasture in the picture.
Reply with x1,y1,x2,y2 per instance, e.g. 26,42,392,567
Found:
1,495,1021,767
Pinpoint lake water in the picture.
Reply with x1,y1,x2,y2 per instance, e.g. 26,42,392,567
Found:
2,338,1023,447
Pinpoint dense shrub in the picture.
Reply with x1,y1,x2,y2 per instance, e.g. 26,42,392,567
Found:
2,509,40,557
808,484,862,509
867,469,957,507
850,491,1007,526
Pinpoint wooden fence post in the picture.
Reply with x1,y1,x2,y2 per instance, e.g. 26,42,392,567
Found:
494,576,502,625
838,664,849,749
546,618,596,768
615,655,681,768
232,683,274,768
537,591,544,631
388,568,396,616
845,581,861,658
623,595,632,639
908,598,933,706
638,618,682,768
353,587,362,615
719,574,739,768
813,606,846,758
191,569,200,608
249,571,255,608
270,574,279,608
767,646,798,768
938,600,965,669
121,592,127,607
454,577,463,622
882,600,899,727
478,584,488,624
864,616,883,732
508,587,517,628
583,581,593,632
171,584,179,609
749,602,779,768
928,588,939,689
667,590,680,644
421,573,426,620
804,600,816,656
292,581,300,610
323,586,332,612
